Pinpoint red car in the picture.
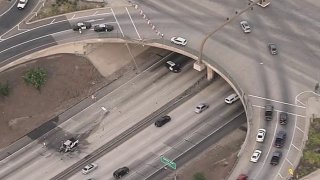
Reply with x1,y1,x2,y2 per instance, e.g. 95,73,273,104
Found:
237,174,248,180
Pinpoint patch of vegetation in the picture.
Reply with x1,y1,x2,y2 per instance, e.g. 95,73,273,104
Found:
23,68,48,90
0,81,9,97
34,0,105,20
193,172,206,180
295,118,320,179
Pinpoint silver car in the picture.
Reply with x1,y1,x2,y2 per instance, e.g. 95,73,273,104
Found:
268,43,278,55
240,20,251,33
170,37,187,46
194,103,209,113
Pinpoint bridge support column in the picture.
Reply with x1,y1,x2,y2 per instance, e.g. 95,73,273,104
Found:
207,67,214,80
193,61,206,72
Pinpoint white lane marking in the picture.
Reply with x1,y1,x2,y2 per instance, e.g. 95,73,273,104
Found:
286,158,294,166
50,19,55,24
252,105,306,118
254,115,278,179
125,7,141,40
1,12,112,41
295,125,304,133
278,173,284,179
94,11,98,15
291,143,300,151
0,0,17,17
86,18,104,22
144,111,244,179
71,14,75,19
276,115,298,179
0,0,42,39
249,94,306,108
110,8,124,37
295,90,320,106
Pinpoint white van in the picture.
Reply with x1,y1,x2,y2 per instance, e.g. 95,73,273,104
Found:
225,93,239,104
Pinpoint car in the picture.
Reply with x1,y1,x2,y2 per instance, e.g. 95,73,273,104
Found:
224,93,239,104
265,105,274,121
170,37,187,46
250,149,262,163
240,20,251,33
165,61,181,73
274,130,286,148
270,151,282,165
194,103,209,113
268,43,278,55
155,115,171,127
256,128,266,142
72,22,92,31
82,163,98,175
113,167,129,179
17,0,28,10
279,112,288,125
237,174,248,180
94,24,114,32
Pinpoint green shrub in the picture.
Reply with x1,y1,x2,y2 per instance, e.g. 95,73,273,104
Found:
23,68,47,90
0,81,9,96
193,172,206,180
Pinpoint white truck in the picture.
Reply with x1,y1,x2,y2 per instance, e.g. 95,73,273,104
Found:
59,138,79,153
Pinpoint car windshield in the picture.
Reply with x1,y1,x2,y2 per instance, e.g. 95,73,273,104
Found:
19,0,27,4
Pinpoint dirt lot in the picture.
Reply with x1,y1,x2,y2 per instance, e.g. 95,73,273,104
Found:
0,54,106,148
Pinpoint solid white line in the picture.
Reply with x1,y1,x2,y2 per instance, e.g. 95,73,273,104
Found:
252,105,306,118
249,94,306,108
278,173,284,179
295,126,304,133
291,144,300,151
110,8,124,37
0,0,17,17
254,117,278,179
125,7,141,40
0,34,50,54
286,158,294,166
276,115,298,179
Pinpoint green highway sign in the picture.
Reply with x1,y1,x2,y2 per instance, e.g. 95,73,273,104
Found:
160,156,176,169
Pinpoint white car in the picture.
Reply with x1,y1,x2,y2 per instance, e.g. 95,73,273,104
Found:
240,20,251,33
82,163,98,175
194,103,209,114
224,93,239,104
170,37,187,46
17,0,28,10
250,150,262,163
256,128,266,142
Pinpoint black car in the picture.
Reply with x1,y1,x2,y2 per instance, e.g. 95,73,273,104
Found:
265,105,274,121
274,131,286,148
270,151,282,165
94,24,114,32
279,112,288,125
113,167,129,179
72,22,92,31
268,43,278,55
165,61,181,73
154,115,171,127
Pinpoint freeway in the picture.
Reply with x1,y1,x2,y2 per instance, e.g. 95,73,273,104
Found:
0,0,319,179
68,78,244,180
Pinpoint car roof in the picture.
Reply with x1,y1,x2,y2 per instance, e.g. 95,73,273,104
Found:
226,93,237,99
175,37,186,41
166,61,175,66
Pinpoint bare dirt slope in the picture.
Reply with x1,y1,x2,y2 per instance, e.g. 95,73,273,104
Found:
0,54,106,148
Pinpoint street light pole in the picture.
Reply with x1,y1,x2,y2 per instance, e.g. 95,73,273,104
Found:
198,0,259,63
